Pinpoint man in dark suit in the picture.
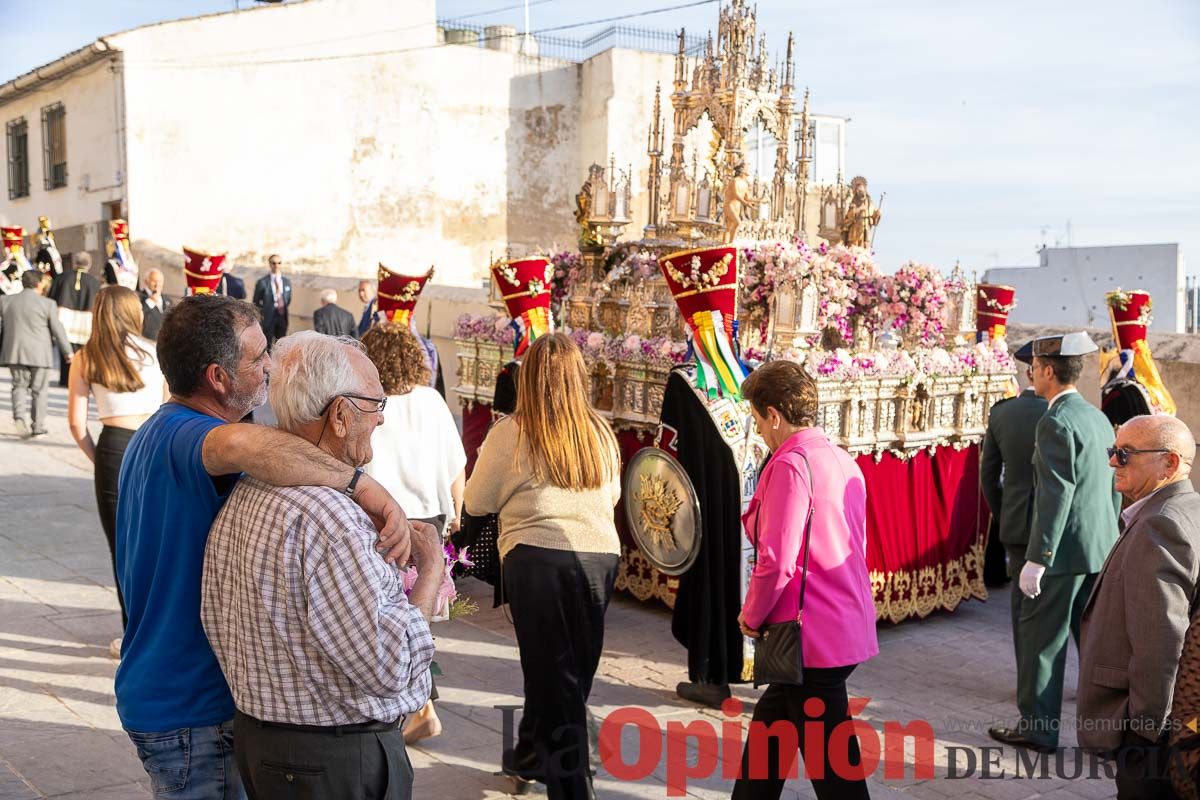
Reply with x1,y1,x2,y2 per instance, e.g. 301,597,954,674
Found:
1078,414,1199,798
218,270,246,300
357,279,376,337
49,251,100,386
312,289,357,338
252,254,291,347
0,271,73,437
980,348,1048,660
138,269,171,340
990,332,1122,752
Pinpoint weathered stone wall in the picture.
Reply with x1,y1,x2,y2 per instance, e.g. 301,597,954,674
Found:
112,0,585,288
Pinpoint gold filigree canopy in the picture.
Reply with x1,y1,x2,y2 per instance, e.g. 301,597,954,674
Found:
645,0,812,243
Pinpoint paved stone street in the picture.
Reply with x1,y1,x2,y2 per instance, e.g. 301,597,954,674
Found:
0,377,1117,799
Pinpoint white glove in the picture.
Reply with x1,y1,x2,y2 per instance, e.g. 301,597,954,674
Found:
1019,561,1046,599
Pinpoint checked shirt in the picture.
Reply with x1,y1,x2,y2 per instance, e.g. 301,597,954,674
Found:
202,478,433,725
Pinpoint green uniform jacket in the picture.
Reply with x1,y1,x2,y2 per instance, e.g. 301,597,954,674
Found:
1027,391,1121,574
980,389,1048,548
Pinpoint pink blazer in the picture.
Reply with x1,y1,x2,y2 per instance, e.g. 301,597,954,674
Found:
741,428,879,668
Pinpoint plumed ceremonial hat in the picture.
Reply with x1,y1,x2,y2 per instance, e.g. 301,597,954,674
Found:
658,245,747,399
376,263,433,329
491,256,553,356
975,283,1016,342
182,247,226,295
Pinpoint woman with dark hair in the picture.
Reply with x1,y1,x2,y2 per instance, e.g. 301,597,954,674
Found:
733,359,878,800
465,332,622,799
67,285,167,655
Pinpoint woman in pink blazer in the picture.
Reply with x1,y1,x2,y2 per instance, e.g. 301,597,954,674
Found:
733,360,878,800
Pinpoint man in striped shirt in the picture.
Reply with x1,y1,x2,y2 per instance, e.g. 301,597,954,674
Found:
202,332,443,800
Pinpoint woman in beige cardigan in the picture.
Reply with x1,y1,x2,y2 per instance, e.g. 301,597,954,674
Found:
465,333,621,799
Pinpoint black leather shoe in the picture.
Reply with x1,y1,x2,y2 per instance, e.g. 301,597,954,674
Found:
987,725,1055,753
676,681,731,709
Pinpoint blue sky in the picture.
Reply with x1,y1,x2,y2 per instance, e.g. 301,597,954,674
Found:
7,0,1199,275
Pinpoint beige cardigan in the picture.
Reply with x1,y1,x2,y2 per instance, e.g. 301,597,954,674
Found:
463,416,622,560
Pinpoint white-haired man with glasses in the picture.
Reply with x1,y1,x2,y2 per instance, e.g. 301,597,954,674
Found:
201,331,444,799
1078,414,1200,799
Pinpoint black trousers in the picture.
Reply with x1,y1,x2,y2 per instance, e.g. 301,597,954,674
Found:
95,425,133,627
504,544,618,800
1114,731,1171,800
732,665,871,800
57,342,81,387
234,711,412,800
266,314,287,349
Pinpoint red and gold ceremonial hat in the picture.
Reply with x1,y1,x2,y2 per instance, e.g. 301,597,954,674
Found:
108,219,138,289
491,256,553,356
182,247,226,295
975,283,1015,342
658,245,747,398
110,219,130,245
2,226,24,254
1102,288,1175,415
2,226,30,274
376,264,433,329
1107,288,1152,351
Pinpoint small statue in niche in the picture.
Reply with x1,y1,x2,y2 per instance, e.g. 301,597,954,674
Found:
722,162,759,243
839,175,881,248
574,164,605,248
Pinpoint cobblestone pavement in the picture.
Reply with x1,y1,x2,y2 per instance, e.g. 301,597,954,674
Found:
0,377,1116,799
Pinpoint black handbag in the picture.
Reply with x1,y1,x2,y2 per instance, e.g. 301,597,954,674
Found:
751,453,814,688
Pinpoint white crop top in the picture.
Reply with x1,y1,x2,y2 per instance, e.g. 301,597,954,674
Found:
91,336,166,419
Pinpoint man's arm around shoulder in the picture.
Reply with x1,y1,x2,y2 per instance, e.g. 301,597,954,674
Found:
201,422,412,564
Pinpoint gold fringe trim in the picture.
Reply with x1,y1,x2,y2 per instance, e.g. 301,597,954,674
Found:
616,533,989,625
615,546,678,609
870,533,989,624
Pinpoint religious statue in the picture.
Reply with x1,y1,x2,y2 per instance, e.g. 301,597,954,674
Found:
722,163,759,243
839,175,882,248
574,165,604,248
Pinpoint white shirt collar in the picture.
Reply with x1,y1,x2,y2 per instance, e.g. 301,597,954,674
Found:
1047,387,1078,410
1121,485,1164,528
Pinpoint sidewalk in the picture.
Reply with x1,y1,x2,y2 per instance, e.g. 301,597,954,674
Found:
0,376,1115,799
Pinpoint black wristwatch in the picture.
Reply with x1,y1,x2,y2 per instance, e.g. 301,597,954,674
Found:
344,467,364,497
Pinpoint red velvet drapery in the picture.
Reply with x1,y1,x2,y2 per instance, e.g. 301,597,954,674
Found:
459,401,987,622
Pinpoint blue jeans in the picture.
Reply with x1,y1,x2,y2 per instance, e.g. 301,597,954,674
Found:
127,720,246,799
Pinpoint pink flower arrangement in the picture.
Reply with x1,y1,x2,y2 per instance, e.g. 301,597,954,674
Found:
878,261,949,347
398,542,475,622
453,313,518,345
549,250,583,325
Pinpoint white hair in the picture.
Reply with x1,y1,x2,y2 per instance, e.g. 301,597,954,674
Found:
320,289,337,305
146,268,163,279
269,331,365,432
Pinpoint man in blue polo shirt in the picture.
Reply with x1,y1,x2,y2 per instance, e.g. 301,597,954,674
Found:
116,294,413,799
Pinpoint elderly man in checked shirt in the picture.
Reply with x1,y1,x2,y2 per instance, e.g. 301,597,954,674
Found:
202,331,444,800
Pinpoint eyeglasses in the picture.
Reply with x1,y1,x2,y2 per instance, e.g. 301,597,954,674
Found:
1107,446,1173,466
320,393,387,415
315,393,386,449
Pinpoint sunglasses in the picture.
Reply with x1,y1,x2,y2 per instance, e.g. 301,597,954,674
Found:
1107,446,1173,466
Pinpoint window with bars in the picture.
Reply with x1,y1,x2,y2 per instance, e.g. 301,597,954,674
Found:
6,118,29,199
41,102,67,190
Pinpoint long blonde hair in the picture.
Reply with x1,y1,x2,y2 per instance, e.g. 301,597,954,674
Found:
514,333,618,490
84,286,149,393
